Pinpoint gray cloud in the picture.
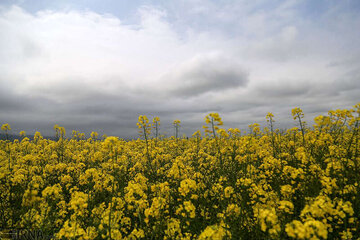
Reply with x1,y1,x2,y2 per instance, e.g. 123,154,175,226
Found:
256,79,311,98
158,55,249,98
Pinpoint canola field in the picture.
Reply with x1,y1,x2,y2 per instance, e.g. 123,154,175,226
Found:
0,104,359,239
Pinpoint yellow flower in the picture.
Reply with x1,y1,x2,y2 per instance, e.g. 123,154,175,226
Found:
179,179,197,196
291,107,304,120
183,201,196,218
1,123,11,131
224,186,234,198
198,221,231,240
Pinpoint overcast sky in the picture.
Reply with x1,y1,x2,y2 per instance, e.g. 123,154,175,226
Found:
0,0,359,138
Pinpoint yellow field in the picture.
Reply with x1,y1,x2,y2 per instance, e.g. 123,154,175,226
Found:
0,104,359,239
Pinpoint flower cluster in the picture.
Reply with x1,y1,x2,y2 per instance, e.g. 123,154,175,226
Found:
0,103,359,239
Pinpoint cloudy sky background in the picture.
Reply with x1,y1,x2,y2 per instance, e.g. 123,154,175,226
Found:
0,0,359,138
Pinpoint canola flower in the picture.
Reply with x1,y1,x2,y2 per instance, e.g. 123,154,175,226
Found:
0,103,359,239
153,117,161,140
1,123,11,131
173,120,181,139
1,123,11,141
203,113,223,138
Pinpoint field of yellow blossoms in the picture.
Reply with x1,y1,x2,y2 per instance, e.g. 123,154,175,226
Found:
0,104,359,239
